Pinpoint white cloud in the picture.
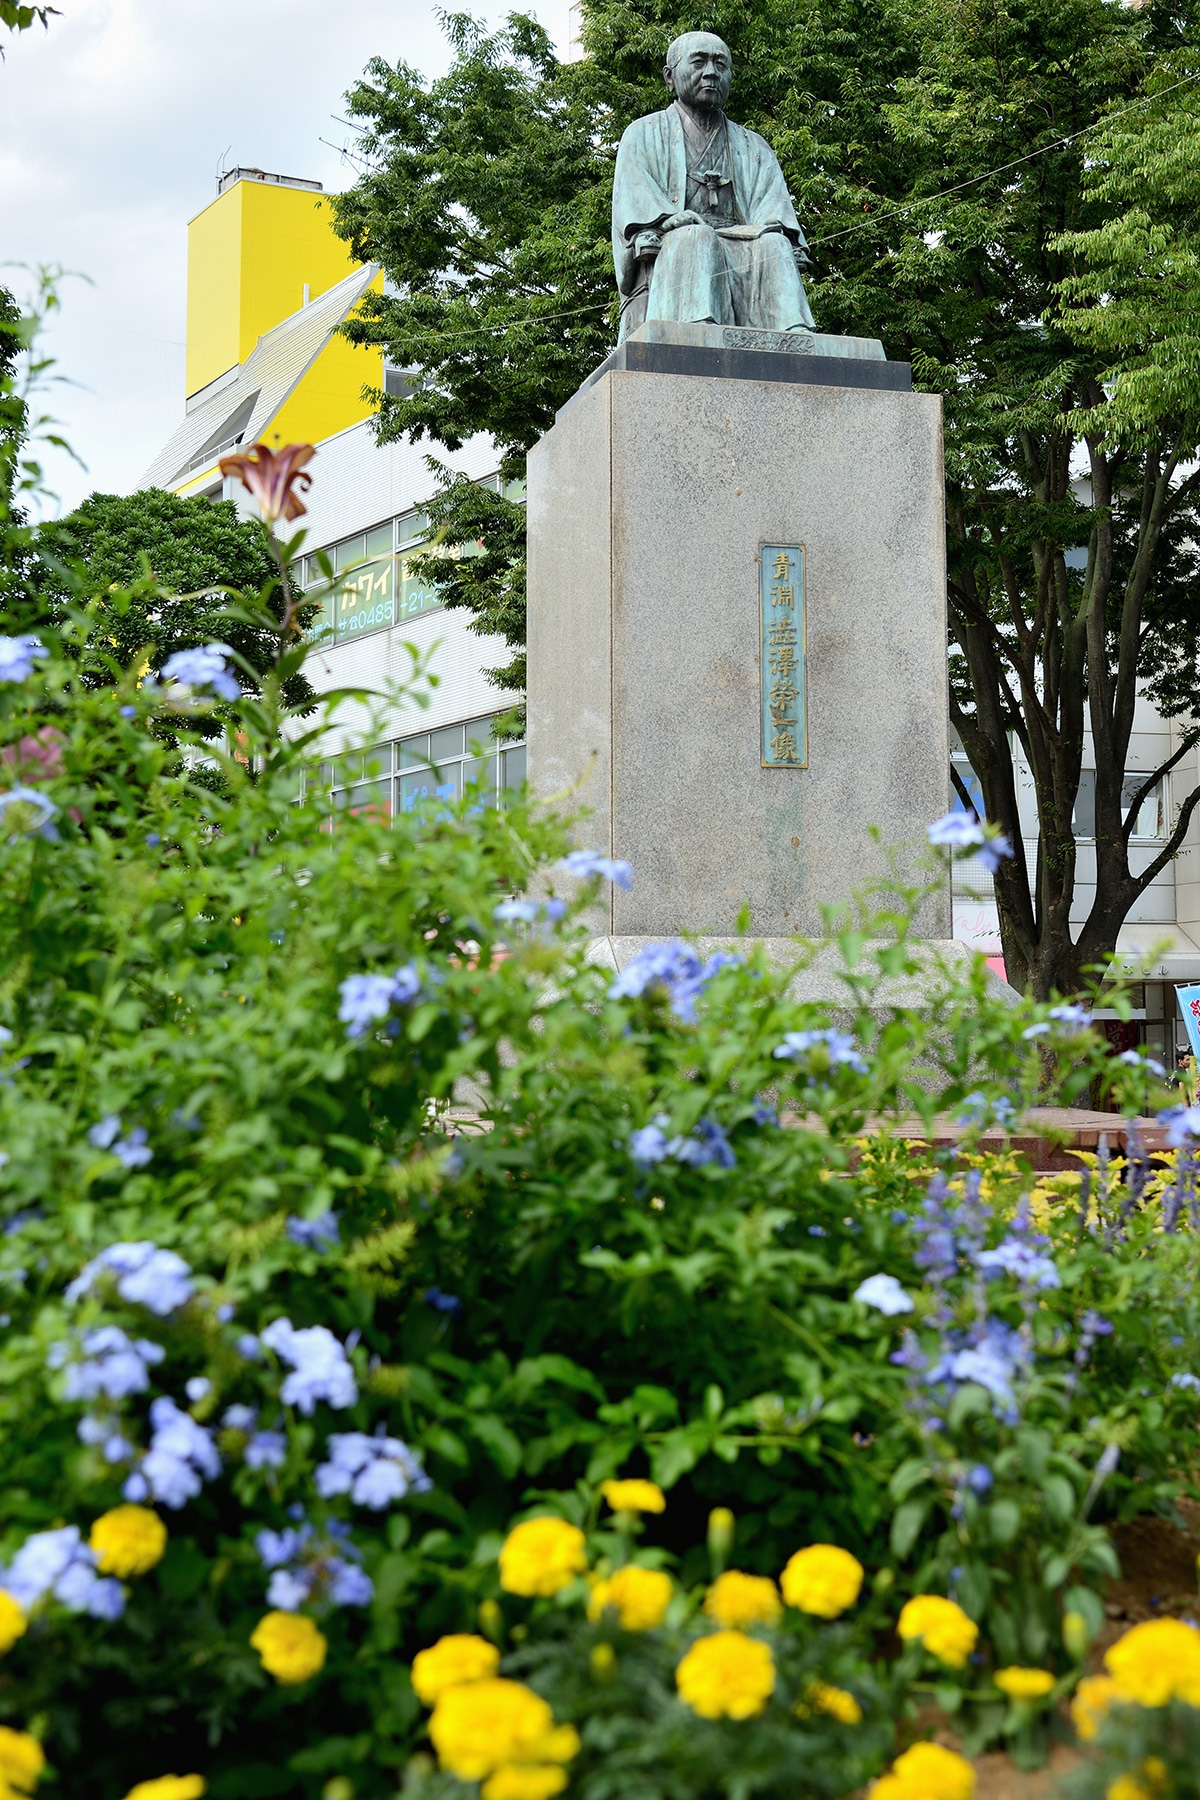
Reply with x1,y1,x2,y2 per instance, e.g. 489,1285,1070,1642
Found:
0,0,566,515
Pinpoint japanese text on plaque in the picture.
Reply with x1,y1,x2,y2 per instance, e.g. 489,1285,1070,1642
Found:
760,544,806,768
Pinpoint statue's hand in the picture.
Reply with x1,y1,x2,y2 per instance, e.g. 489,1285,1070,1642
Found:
661,210,706,232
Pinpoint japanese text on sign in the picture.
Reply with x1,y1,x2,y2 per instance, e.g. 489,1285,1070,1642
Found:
760,544,806,768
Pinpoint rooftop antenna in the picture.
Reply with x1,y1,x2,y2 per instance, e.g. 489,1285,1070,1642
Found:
215,144,232,192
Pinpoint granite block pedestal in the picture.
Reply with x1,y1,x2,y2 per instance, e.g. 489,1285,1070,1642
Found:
526,329,952,944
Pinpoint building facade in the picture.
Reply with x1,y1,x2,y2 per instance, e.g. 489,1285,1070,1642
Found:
140,166,520,798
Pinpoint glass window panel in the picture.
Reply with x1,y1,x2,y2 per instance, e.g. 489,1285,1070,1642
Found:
334,534,365,573
398,768,458,811
335,556,395,641
429,724,464,765
463,755,498,798
464,717,494,751
344,780,391,819
503,477,526,502
303,589,334,643
399,733,430,769
1123,774,1164,840
332,751,362,789
397,509,429,546
1073,769,1096,839
503,744,527,790
365,522,393,558
397,551,443,621
362,742,392,780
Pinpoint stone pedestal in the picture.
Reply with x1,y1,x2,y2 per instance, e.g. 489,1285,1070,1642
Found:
526,337,951,939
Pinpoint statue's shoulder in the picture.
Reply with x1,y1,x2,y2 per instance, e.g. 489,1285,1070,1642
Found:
618,106,677,150
726,116,778,162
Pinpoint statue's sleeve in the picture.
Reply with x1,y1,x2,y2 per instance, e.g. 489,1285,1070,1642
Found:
612,116,677,299
732,124,805,247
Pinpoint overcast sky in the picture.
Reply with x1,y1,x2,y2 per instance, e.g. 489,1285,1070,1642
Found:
1,0,566,517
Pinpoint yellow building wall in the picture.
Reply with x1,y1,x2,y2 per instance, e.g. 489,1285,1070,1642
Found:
264,284,383,450
186,180,361,398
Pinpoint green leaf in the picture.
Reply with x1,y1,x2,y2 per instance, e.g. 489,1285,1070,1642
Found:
468,1413,523,1478
988,1499,1022,1546
890,1498,929,1560
651,1428,700,1488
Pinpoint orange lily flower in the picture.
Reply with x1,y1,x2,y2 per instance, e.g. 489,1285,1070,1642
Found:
218,442,315,522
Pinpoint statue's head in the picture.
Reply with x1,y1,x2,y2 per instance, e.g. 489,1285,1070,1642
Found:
664,31,732,111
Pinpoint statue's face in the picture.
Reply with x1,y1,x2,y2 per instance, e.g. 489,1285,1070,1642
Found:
665,33,732,110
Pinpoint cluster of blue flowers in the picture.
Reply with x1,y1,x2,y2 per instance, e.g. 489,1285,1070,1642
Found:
259,1318,358,1414
159,643,241,703
561,849,634,890
0,1525,123,1620
927,809,1014,875
609,941,741,1025
257,1516,373,1611
286,1211,340,1252
1022,1002,1093,1041
123,1397,221,1509
337,965,422,1039
53,1325,164,1402
774,1028,868,1077
0,635,48,684
0,785,59,842
629,1113,736,1170
66,1240,188,1313
314,1430,432,1508
1159,1103,1200,1149
853,1273,913,1316
955,1092,1017,1130
86,1116,154,1169
493,897,567,927
220,1405,287,1470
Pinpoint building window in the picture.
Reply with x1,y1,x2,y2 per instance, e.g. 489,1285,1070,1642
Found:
1072,771,1166,841
309,716,525,822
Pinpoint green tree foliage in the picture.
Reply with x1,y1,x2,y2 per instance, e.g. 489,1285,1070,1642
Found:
332,0,1200,998
33,488,314,719
0,2,56,39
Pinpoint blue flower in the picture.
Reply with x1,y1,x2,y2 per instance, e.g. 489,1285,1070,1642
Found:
313,1429,431,1508
955,1092,1016,1129
628,1113,735,1170
267,1568,312,1610
260,1317,358,1414
561,850,634,891
328,1557,374,1607
0,785,59,841
423,1287,462,1315
286,1211,340,1252
86,1117,153,1169
1158,1105,1200,1149
0,1524,123,1618
609,941,740,1024
256,1526,310,1569
1024,1003,1092,1041
245,1429,287,1470
160,643,241,702
966,1464,994,1494
1116,1049,1167,1077
492,897,568,925
928,812,985,849
976,1238,1061,1290
123,1396,221,1509
67,1241,191,1314
0,636,48,683
236,1333,263,1361
976,835,1014,873
185,1376,211,1403
56,1325,165,1401
753,1099,779,1127
254,1517,373,1611
1170,1372,1200,1392
852,1273,914,1315
221,1404,257,1432
773,1027,868,1075
119,704,137,719
337,965,422,1038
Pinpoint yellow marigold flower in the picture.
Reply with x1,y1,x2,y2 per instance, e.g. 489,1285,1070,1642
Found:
600,1479,665,1515
588,1564,672,1630
1107,1762,1169,1800
481,1768,568,1800
676,1630,775,1720
871,1742,975,1800
249,1611,327,1686
429,1678,579,1781
0,1593,26,1656
412,1634,501,1704
896,1595,979,1669
499,1518,588,1598
89,1505,168,1579
780,1545,864,1620
1106,1617,1200,1707
590,1642,616,1677
0,1728,43,1796
707,1508,735,1557
121,1780,205,1800
994,1666,1055,1700
1072,1675,1119,1742
803,1682,863,1725
704,1571,781,1630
